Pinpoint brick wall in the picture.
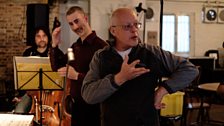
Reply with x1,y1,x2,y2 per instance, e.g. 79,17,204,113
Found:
0,0,59,84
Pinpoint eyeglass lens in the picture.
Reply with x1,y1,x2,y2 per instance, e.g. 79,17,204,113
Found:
122,23,141,30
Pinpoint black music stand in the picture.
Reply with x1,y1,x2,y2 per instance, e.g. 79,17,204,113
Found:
13,56,64,126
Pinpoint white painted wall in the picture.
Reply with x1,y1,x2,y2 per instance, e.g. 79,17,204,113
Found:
90,0,224,57
146,0,224,56
59,0,224,56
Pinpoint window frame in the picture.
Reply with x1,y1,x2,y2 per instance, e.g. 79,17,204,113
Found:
162,13,195,57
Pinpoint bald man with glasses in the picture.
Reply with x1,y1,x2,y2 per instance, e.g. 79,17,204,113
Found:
82,7,198,126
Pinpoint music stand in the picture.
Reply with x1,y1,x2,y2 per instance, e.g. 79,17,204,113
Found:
13,56,64,126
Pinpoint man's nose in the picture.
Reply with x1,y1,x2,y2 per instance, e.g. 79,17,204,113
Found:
40,36,45,41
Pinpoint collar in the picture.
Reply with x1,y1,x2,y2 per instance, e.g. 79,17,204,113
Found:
116,48,132,60
77,31,97,45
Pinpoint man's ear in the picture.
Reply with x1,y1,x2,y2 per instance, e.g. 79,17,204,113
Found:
84,15,88,22
109,27,116,37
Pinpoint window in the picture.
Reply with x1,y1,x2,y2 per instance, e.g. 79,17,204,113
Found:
162,14,190,56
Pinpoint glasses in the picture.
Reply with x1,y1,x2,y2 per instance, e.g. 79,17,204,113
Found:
111,22,142,31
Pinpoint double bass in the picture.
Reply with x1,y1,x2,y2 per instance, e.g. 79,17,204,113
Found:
59,48,75,126
29,90,62,126
58,78,72,126
29,79,72,126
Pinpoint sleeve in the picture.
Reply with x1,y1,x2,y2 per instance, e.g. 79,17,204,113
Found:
49,46,67,71
148,45,199,93
81,50,118,104
23,48,32,56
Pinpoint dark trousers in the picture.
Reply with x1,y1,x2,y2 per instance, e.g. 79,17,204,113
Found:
71,98,101,126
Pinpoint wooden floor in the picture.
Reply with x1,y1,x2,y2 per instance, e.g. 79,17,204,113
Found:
171,104,224,126
203,104,224,126
1,96,224,126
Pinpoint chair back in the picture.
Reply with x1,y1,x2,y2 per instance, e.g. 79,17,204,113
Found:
205,49,220,68
183,66,202,107
217,82,224,100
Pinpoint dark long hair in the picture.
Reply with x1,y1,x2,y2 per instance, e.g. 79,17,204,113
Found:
33,26,51,48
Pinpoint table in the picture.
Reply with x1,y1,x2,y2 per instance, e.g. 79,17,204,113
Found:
198,82,220,91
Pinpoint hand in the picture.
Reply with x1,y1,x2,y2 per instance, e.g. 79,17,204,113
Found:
114,55,150,85
52,27,61,47
57,65,79,80
154,86,168,109
12,97,21,103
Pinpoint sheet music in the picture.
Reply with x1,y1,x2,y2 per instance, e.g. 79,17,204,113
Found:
13,56,64,90
0,114,34,126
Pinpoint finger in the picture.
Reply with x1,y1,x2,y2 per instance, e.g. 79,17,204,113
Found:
52,27,61,36
154,103,160,109
136,67,150,72
68,65,74,73
54,26,61,32
58,68,65,72
129,59,140,67
58,71,65,77
57,67,67,76
161,103,166,109
154,103,166,109
123,55,129,65
133,68,150,76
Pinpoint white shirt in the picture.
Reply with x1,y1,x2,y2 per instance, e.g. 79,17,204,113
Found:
115,48,132,60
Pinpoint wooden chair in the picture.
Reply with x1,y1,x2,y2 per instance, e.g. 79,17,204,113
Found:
205,49,220,68
182,66,211,126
